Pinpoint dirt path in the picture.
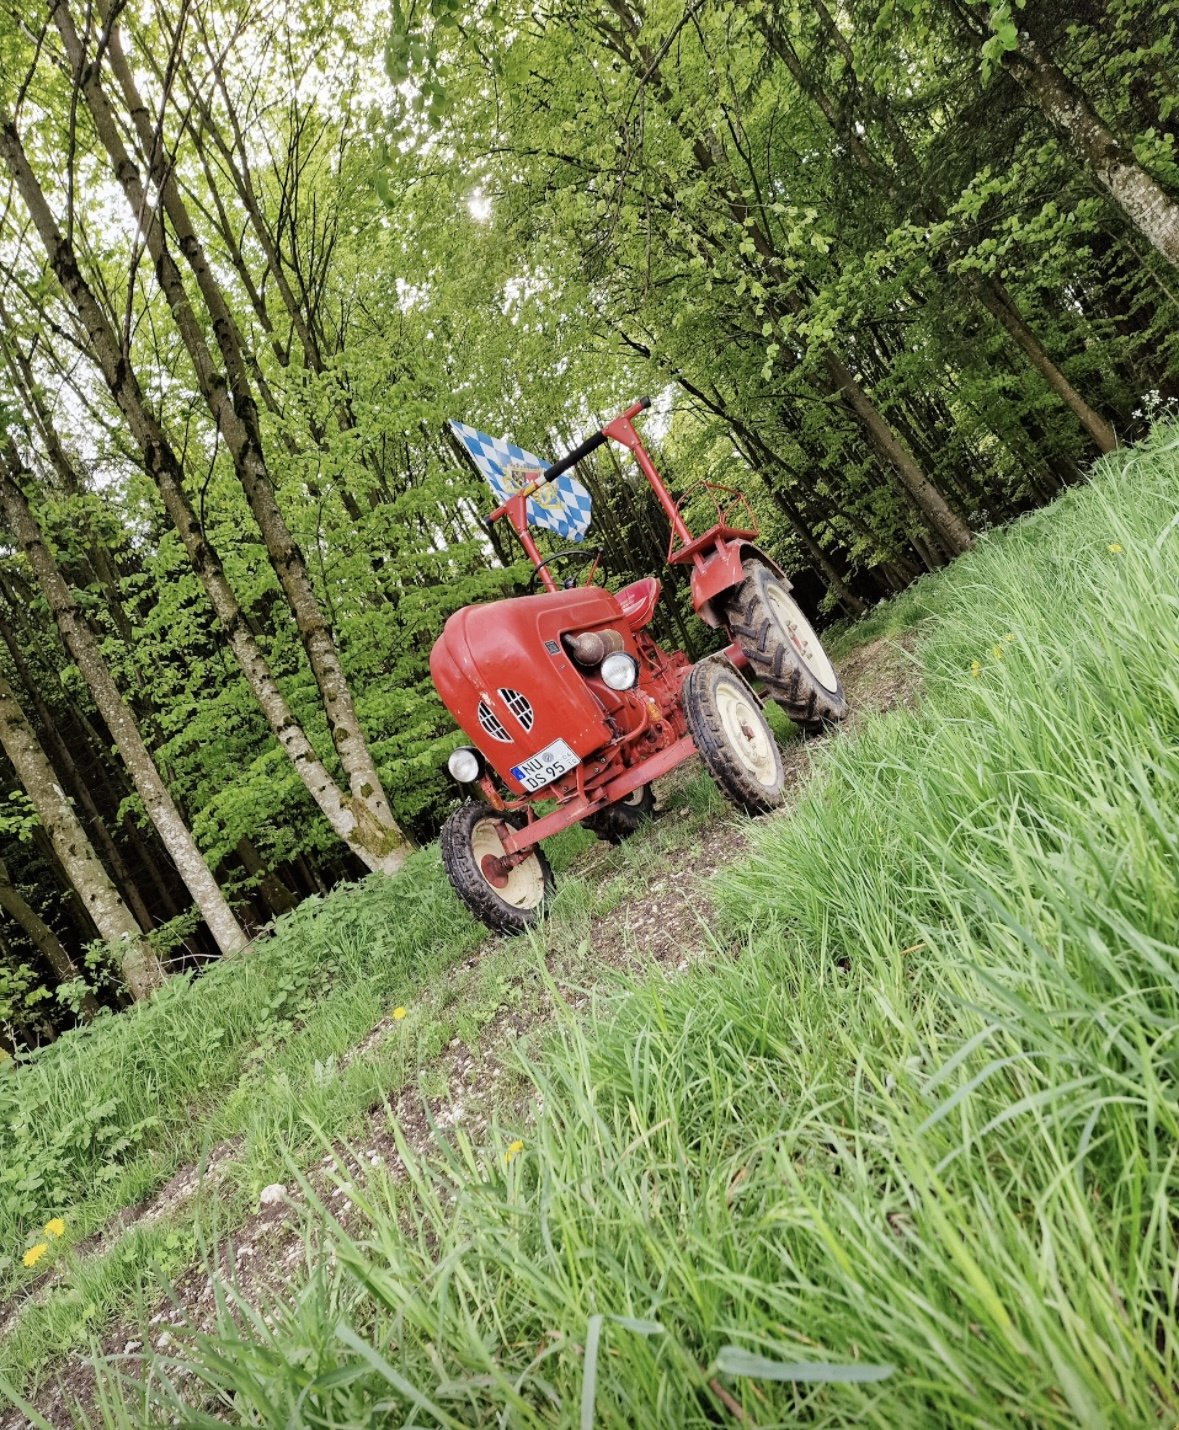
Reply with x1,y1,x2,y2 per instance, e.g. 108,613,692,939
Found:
1,633,918,1428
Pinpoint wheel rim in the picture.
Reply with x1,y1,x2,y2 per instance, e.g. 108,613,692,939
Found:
715,677,778,787
470,819,546,909
765,583,839,692
620,787,646,807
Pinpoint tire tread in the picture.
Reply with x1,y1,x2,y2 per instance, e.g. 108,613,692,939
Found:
682,657,784,814
726,561,848,731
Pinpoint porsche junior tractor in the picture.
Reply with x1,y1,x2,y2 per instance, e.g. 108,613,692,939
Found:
431,397,847,934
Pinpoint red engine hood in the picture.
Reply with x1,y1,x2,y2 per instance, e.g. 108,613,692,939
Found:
431,587,637,789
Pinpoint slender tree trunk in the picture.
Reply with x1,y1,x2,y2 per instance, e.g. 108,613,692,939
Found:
0,110,405,880
819,353,969,557
69,3,406,870
602,0,972,556
236,838,299,918
0,604,155,933
754,3,1117,456
964,277,1117,451
1001,26,1179,269
0,672,162,998
0,856,99,1019
0,299,140,635
0,440,246,957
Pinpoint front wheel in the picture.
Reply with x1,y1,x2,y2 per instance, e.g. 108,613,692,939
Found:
440,802,554,935
682,656,785,814
727,560,848,731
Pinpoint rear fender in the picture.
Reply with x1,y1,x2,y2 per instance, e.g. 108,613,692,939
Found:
692,541,791,628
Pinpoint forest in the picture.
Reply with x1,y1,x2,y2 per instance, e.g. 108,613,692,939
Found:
0,0,1177,1046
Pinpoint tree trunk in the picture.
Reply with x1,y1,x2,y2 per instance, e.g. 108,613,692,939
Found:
1001,26,1179,269
755,2,1117,457
0,603,155,933
0,110,405,881
67,2,407,873
0,673,162,998
602,0,972,556
0,857,99,1019
819,353,971,556
0,439,246,957
0,297,140,635
235,838,299,919
964,275,1117,452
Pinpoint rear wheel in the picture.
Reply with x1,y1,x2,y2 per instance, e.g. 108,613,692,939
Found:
682,656,784,814
727,560,848,730
585,784,655,844
440,802,554,935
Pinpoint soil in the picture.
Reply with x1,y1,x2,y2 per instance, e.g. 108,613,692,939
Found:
0,631,920,1428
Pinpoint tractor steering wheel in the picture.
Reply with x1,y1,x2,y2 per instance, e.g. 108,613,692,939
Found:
527,546,604,592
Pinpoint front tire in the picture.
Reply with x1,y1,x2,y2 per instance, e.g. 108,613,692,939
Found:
727,560,848,731
682,656,785,814
440,802,554,936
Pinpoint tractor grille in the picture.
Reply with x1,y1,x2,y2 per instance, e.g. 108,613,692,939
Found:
499,688,534,732
477,700,511,742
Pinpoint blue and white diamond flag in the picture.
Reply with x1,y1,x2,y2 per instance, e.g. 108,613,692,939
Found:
449,420,593,542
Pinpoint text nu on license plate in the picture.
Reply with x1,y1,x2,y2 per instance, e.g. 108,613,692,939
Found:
511,738,580,792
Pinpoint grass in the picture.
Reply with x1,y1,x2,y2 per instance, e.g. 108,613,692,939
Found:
0,851,480,1283
0,763,732,1403
6,424,1179,1424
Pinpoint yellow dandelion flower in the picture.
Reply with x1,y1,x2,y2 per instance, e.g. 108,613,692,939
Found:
991,644,1003,661
22,1242,48,1269
970,660,981,679
1107,542,1123,554
43,1218,65,1240
1003,633,1016,644
392,1006,407,1021
505,1139,525,1163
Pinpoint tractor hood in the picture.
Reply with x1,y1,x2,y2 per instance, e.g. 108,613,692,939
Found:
431,587,636,790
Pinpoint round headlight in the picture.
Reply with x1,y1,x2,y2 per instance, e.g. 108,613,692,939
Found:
447,747,482,783
600,652,639,691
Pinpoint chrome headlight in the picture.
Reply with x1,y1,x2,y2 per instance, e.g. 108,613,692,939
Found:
447,747,482,783
600,652,639,691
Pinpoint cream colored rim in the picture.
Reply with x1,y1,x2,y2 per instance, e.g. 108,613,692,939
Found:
471,819,546,909
620,787,647,807
766,583,839,692
715,676,778,787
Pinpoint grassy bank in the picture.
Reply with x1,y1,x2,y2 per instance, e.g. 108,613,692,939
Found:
0,771,733,1405
68,427,1179,1426
0,856,481,1292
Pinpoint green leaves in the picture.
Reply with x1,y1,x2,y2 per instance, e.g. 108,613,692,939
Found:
981,7,1020,83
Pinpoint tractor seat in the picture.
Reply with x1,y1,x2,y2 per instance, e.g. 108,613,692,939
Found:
615,577,661,631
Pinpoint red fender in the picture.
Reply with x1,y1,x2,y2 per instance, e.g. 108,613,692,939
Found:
692,541,792,628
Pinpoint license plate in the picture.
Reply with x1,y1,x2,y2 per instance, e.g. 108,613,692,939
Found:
511,738,580,792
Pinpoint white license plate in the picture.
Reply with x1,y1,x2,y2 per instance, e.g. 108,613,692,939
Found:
511,738,580,792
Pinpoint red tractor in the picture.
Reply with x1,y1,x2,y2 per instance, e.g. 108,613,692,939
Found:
431,397,847,933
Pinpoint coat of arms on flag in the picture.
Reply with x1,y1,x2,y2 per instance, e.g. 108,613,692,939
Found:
449,420,593,542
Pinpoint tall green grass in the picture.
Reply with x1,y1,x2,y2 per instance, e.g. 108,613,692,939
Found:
24,428,1179,1425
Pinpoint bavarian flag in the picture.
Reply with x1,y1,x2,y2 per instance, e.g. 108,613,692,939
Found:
449,420,593,542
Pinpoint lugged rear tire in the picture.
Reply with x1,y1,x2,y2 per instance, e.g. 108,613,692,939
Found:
726,560,848,731
682,656,785,814
585,784,655,844
440,802,554,936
